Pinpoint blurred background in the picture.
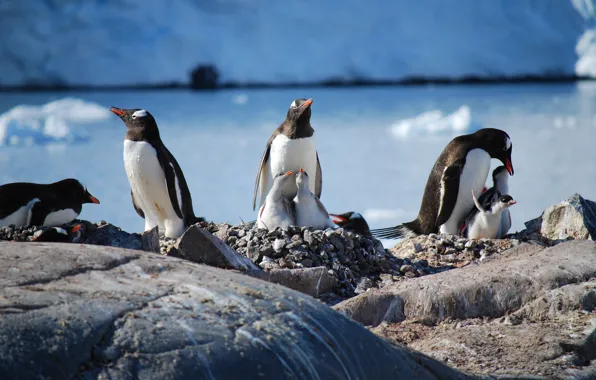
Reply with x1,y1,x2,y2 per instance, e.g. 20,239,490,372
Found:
1,0,595,246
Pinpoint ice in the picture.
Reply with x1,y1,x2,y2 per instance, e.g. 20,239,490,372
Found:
363,208,411,223
0,1,594,86
0,98,111,146
390,105,473,139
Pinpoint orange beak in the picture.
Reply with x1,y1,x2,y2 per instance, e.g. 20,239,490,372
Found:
110,107,126,116
71,224,82,233
285,170,293,176
330,214,347,224
509,200,517,205
299,167,304,173
302,98,313,108
505,158,514,175
88,195,100,204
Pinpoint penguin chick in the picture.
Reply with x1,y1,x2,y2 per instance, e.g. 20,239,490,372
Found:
463,191,517,239
293,168,335,230
257,170,296,230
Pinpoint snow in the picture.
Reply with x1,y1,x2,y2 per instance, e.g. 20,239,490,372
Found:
0,1,595,86
0,98,111,146
391,105,473,139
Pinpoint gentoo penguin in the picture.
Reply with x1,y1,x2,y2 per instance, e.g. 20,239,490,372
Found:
0,179,99,228
31,224,83,242
252,98,322,211
257,170,296,230
111,107,201,238
330,212,371,236
371,128,514,239
293,168,335,230
462,191,517,239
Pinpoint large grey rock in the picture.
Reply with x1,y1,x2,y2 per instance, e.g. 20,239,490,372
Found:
334,240,596,326
523,194,596,241
0,242,471,380
249,266,337,298
170,224,258,271
141,226,160,253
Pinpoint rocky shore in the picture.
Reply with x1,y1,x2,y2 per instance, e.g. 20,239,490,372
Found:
1,193,596,379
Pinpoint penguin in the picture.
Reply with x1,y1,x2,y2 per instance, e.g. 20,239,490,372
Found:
0,179,99,228
31,224,83,242
462,191,517,239
111,107,201,238
293,168,335,230
330,212,371,236
252,98,322,211
257,170,296,230
371,128,514,239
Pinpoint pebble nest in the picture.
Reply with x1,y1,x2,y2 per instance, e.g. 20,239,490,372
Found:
0,225,48,241
159,222,455,299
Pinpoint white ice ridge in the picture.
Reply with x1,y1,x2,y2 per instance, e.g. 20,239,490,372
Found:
390,105,472,140
0,1,594,86
0,98,112,146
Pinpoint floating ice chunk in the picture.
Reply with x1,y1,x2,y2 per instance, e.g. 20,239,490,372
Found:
363,208,410,222
390,105,472,140
0,98,111,146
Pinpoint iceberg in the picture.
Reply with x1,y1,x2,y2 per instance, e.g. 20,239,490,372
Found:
0,98,111,146
0,1,594,87
390,105,474,139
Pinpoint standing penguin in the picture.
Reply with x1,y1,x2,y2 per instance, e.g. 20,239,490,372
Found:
252,98,322,211
293,168,335,230
371,128,514,239
257,170,296,230
462,191,517,239
0,179,99,228
111,107,199,238
330,212,371,236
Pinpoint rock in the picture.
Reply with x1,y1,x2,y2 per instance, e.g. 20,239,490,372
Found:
189,64,219,89
250,266,336,298
141,226,160,253
0,242,468,380
335,241,596,326
171,225,257,271
523,193,596,241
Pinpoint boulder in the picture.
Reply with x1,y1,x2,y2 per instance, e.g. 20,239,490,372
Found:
334,240,596,326
249,266,336,298
141,226,160,253
0,242,471,380
522,194,596,241
170,224,258,271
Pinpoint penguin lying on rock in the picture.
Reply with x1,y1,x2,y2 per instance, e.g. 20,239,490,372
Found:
0,179,99,228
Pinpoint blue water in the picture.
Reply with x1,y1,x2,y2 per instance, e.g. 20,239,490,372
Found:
1,83,595,246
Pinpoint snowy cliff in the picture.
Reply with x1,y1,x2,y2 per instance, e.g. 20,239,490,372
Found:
1,0,595,87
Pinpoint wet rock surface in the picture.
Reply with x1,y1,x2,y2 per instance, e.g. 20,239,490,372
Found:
0,243,470,380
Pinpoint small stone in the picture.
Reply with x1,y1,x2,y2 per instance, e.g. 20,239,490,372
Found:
286,240,303,249
227,236,238,245
267,230,282,238
400,264,415,274
412,243,423,253
304,230,316,245
444,247,457,255
301,259,313,268
237,229,246,238
428,233,438,240
272,239,285,252
465,240,475,249
404,272,416,278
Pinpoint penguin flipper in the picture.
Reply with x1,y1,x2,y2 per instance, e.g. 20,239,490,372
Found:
435,163,464,227
131,190,145,219
156,148,184,220
253,144,271,211
315,152,323,199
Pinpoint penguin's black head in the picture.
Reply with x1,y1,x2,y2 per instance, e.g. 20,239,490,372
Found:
330,212,371,236
286,98,313,122
110,107,160,140
473,128,514,176
53,179,100,205
492,165,509,182
498,194,516,205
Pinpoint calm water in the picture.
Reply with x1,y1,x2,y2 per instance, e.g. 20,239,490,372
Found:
1,83,595,246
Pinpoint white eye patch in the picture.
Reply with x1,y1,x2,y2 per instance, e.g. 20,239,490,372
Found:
505,137,511,150
290,100,298,108
132,109,148,118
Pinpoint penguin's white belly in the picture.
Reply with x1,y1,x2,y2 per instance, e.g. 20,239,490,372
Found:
268,135,317,200
124,140,184,237
0,198,40,228
294,195,333,230
440,149,491,235
467,213,501,239
495,182,511,238
43,209,78,227
257,201,294,230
